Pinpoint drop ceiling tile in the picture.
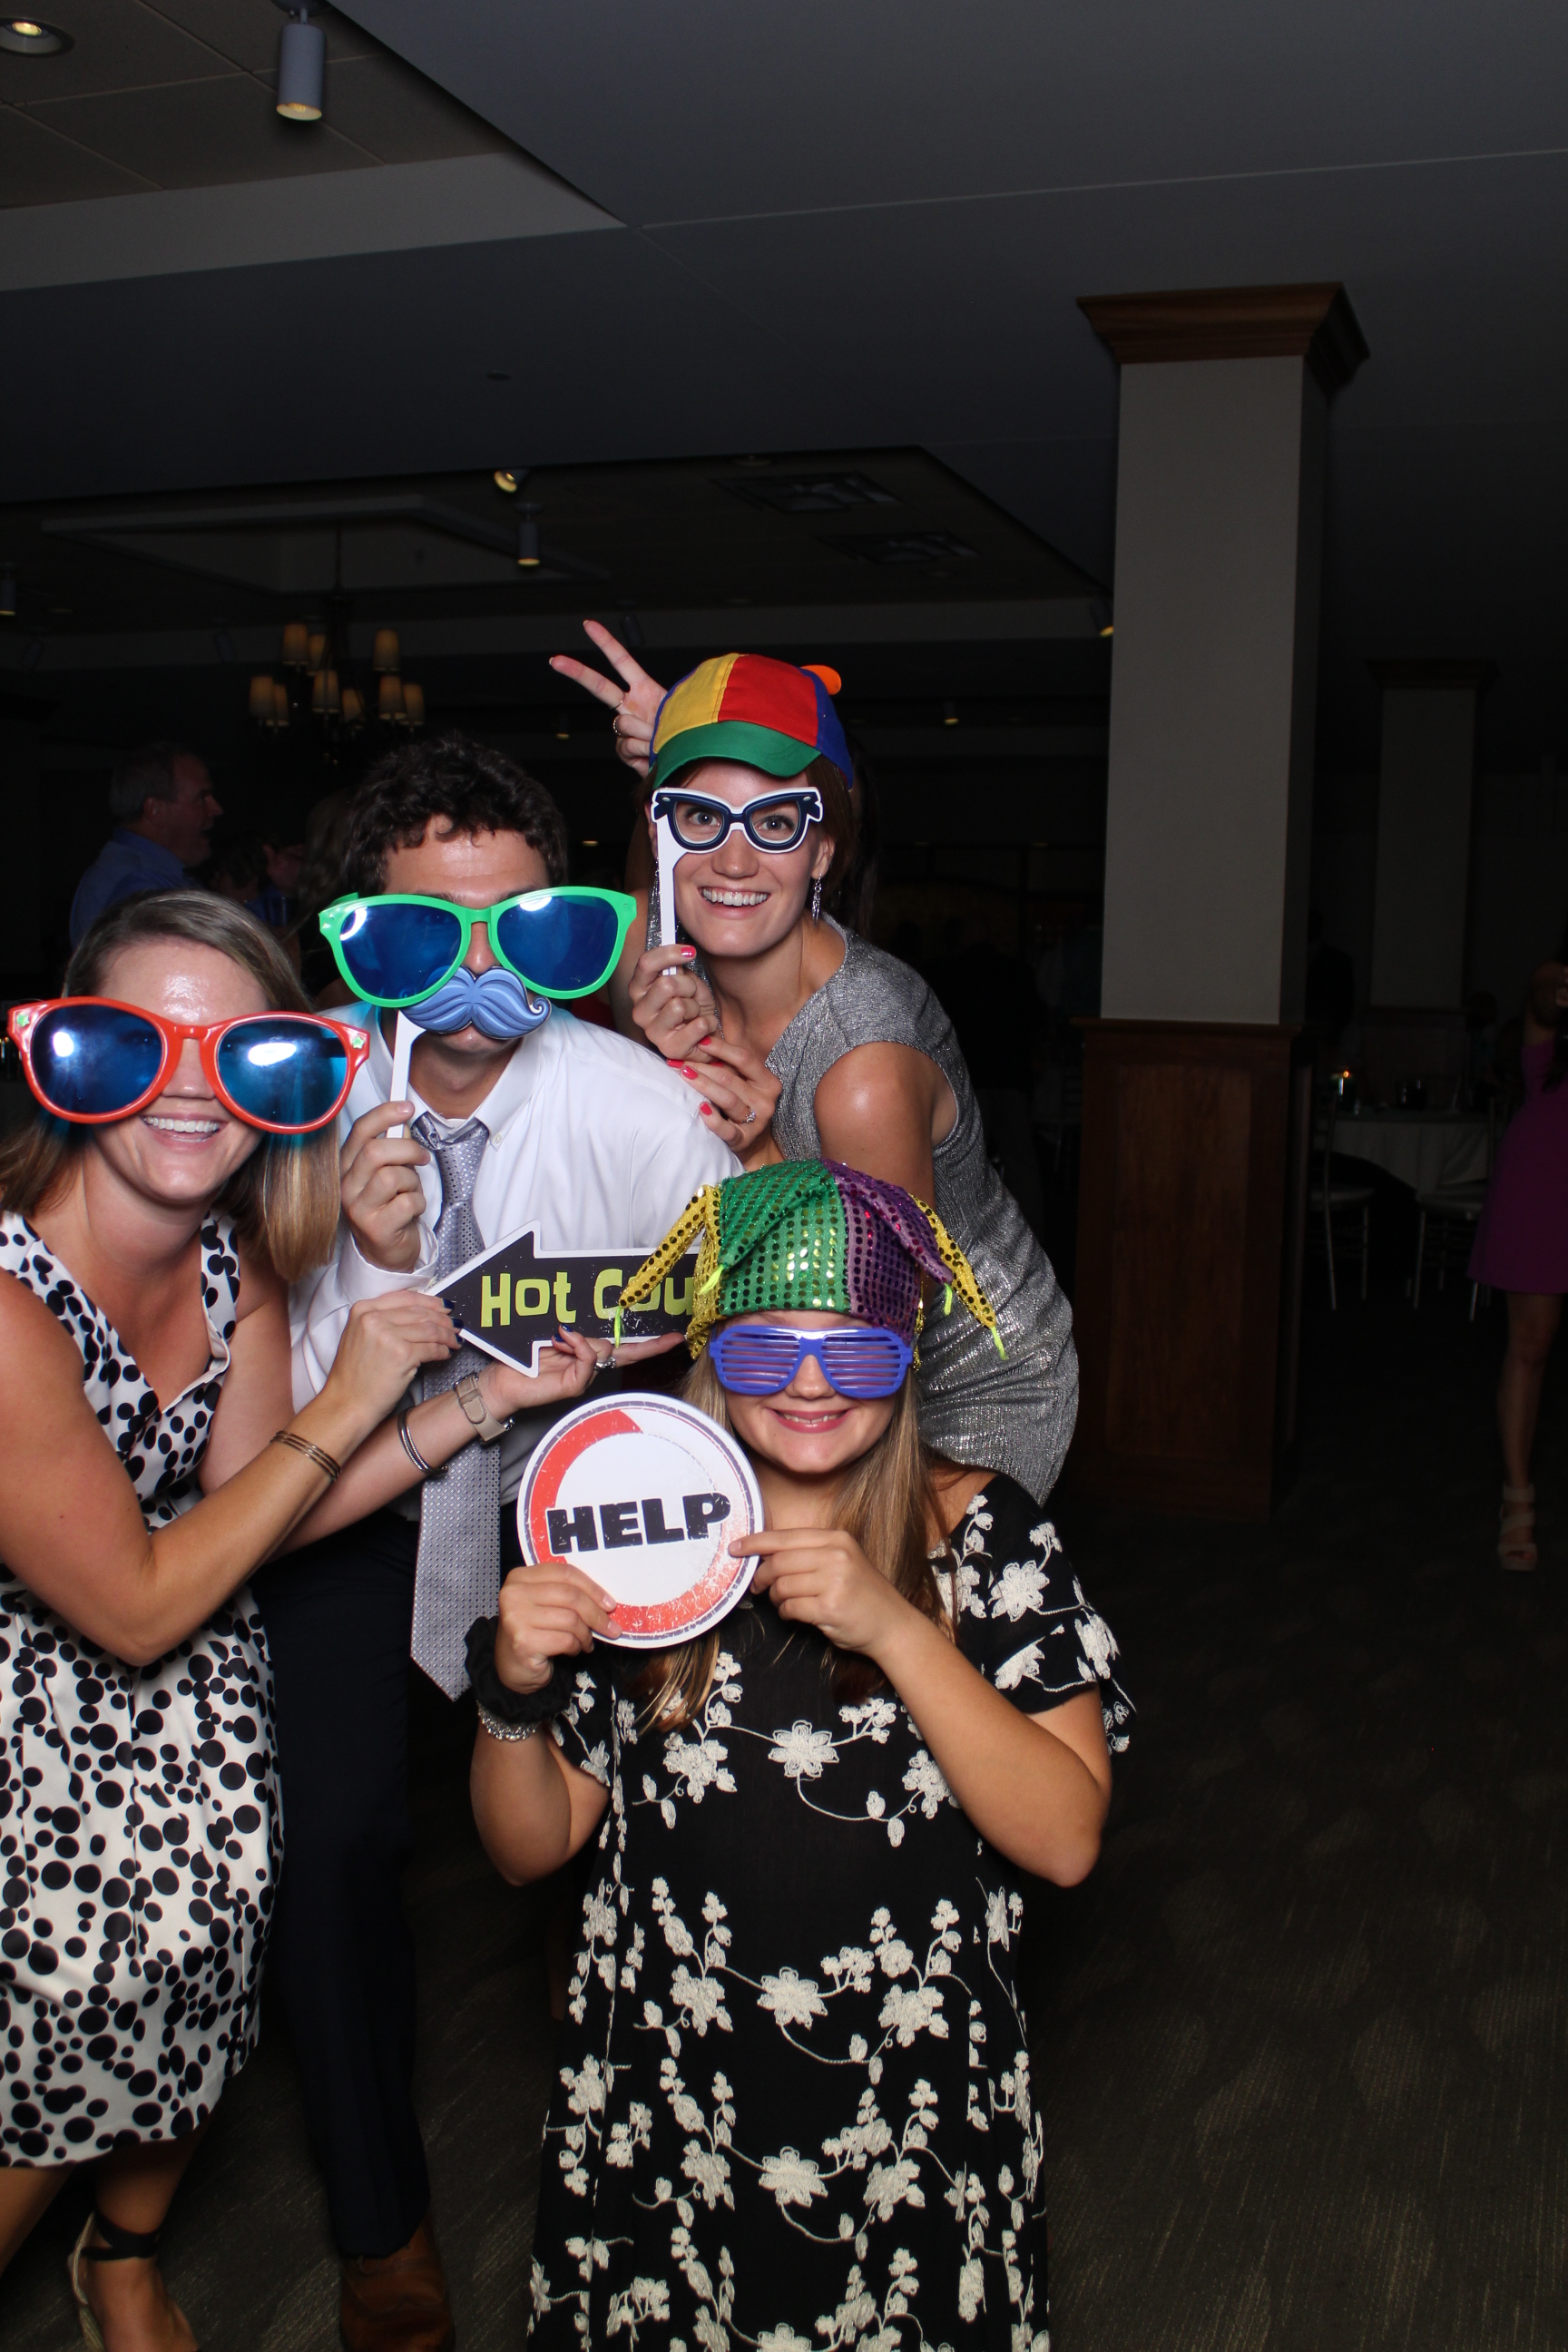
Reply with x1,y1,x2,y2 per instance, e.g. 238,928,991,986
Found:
318,52,510,165
0,101,155,206
148,0,379,75
0,0,228,104
30,74,378,186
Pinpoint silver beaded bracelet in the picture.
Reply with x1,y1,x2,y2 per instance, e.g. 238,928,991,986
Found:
476,1703,540,1744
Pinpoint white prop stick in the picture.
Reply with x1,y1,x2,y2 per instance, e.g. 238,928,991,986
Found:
655,811,685,957
387,1010,423,1139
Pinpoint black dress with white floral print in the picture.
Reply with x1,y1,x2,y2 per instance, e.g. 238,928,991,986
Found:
0,1211,281,2166
532,1474,1132,2352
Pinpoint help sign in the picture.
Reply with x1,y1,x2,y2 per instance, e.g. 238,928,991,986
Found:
517,1394,764,1648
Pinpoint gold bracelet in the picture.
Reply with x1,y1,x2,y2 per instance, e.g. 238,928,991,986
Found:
271,1428,343,1484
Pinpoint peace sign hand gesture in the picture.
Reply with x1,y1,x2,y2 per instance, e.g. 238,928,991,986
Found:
549,620,664,779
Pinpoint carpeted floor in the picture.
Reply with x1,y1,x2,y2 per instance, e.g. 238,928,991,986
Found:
4,1276,1563,2350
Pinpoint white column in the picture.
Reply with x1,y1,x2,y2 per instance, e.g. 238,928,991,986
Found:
1368,662,1486,1009
1081,285,1367,1025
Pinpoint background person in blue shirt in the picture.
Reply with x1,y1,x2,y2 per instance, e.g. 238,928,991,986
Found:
69,740,223,945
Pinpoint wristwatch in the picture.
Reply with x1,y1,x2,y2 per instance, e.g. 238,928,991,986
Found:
455,1370,513,1444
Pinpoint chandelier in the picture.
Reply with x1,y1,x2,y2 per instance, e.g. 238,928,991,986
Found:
249,617,424,741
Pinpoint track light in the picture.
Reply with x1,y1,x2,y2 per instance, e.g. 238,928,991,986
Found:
516,507,541,567
494,469,522,495
276,5,325,121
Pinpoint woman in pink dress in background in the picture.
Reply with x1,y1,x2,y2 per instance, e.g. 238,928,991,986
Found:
1470,952,1568,1567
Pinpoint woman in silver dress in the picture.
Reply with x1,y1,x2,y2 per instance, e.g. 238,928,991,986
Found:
0,893,597,2350
551,628,1077,1503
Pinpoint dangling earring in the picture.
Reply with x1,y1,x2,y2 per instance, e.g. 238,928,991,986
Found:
810,875,823,923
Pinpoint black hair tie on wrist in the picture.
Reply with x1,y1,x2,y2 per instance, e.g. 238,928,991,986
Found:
465,1615,573,1726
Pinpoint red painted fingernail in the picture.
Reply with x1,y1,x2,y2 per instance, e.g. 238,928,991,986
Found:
678,946,697,959
680,1064,699,1079
699,1102,712,1115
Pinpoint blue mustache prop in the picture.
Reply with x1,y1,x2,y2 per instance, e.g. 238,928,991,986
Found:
412,965,552,1039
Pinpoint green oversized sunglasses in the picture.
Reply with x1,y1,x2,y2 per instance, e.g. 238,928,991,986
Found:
318,887,637,1011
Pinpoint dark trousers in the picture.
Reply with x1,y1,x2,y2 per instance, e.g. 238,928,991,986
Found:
254,1505,522,2259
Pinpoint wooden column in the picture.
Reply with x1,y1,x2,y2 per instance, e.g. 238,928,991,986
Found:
1073,1021,1312,1517
1071,284,1365,1519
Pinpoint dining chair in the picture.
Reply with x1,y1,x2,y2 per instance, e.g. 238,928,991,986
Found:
1411,1185,1487,1314
1308,1106,1374,1309
1411,1098,1495,1315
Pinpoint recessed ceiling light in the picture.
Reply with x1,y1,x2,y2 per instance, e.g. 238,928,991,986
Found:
516,507,541,567
581,838,599,848
0,18,72,52
943,700,960,727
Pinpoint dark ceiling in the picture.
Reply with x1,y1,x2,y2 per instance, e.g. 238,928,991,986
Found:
0,0,1563,776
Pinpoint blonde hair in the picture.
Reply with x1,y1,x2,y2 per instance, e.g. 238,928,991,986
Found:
632,1349,950,1733
0,891,341,1282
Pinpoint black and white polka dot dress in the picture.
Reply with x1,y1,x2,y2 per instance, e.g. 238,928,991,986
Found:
0,1211,281,2167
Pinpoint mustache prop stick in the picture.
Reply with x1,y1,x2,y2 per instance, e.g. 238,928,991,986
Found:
386,969,553,1137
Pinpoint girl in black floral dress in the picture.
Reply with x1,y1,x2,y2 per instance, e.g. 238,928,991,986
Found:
472,1161,1131,2352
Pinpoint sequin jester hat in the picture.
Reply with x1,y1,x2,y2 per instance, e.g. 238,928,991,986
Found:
618,1158,1003,1359
648,652,853,790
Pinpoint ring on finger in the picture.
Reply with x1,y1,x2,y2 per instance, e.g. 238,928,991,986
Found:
742,1105,757,1125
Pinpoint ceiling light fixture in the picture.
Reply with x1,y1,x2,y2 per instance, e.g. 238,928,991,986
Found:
307,629,327,671
554,713,570,740
494,469,521,495
280,620,309,667
275,4,325,121
943,700,960,727
401,682,426,729
0,567,15,619
372,627,401,672
1100,623,1114,638
0,19,73,54
516,507,541,567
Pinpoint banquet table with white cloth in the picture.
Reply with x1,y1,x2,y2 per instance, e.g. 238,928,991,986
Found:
1327,1110,1491,1195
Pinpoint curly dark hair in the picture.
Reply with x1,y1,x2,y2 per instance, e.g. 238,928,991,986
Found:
338,733,569,896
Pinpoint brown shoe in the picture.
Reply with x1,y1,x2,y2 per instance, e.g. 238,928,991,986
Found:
339,2213,456,2352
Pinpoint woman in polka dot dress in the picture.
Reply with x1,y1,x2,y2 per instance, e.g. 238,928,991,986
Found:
0,894,602,2350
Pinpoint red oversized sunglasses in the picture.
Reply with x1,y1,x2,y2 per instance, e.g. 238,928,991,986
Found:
7,997,369,1133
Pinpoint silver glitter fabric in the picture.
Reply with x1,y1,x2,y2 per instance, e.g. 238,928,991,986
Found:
766,921,1078,1501
410,1112,500,1698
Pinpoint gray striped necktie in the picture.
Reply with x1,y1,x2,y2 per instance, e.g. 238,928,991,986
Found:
409,1113,497,1698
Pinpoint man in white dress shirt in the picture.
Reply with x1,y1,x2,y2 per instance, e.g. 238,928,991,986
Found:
260,736,735,2351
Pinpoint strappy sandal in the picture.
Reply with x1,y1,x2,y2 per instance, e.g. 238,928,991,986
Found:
1499,1483,1538,1572
68,2207,199,2350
